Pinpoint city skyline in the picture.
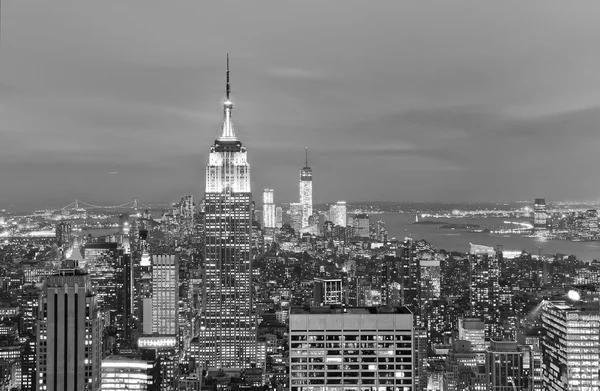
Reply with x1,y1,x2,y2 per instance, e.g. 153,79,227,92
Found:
4,3,600,391
4,2,600,209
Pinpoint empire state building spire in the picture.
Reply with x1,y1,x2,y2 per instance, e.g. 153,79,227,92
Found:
218,53,238,142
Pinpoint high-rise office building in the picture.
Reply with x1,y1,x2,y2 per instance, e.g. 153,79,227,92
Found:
485,341,528,390
541,301,600,391
36,262,102,391
534,198,547,231
443,340,486,391
329,201,347,227
275,206,283,228
469,244,500,339
262,189,276,229
299,148,313,230
55,222,72,249
518,334,543,391
352,214,370,238
399,238,420,324
100,355,159,391
289,306,414,391
152,254,179,336
458,318,486,352
289,203,303,234
414,328,428,391
199,55,256,368
582,209,599,239
313,278,343,305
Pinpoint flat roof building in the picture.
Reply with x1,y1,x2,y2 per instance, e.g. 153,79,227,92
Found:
289,306,413,391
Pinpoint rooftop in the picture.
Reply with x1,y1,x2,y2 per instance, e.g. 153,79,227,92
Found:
291,306,412,315
84,242,118,250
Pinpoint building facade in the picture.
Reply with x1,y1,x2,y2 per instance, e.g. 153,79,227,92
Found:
299,148,313,231
151,254,179,336
469,244,500,339
100,355,159,391
36,264,102,391
313,278,343,306
541,301,600,391
199,56,256,368
534,198,547,231
329,201,347,228
263,189,276,229
289,306,414,391
485,341,528,390
352,214,370,238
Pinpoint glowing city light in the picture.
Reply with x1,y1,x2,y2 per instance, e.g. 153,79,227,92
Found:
567,290,581,301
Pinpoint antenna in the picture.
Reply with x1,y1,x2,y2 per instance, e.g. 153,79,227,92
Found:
226,52,230,100
305,147,308,167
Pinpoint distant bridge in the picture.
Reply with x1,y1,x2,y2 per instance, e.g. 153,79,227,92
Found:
58,199,157,211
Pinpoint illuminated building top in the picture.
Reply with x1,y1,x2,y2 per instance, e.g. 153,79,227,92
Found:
218,53,237,143
300,147,312,181
299,147,313,230
206,53,251,194
200,54,256,368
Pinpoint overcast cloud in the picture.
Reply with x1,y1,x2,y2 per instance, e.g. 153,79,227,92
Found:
2,1,600,209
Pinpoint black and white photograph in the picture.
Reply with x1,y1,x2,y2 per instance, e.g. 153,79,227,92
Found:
0,1,599,390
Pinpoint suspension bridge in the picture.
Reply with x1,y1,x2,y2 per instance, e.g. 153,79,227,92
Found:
58,199,156,211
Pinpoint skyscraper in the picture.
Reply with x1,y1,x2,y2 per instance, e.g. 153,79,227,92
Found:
469,244,500,339
485,341,528,390
289,202,303,234
275,206,283,228
100,355,159,391
289,306,414,391
55,222,72,249
458,318,486,352
329,201,347,227
151,254,179,336
313,278,343,305
352,213,370,238
299,147,313,230
541,301,600,391
262,189,276,229
199,55,256,368
534,198,547,231
399,238,420,323
36,262,102,391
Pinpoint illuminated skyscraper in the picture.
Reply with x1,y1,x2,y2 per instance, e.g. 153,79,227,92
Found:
289,203,303,234
289,306,414,391
151,254,179,336
55,222,72,249
100,355,159,391
352,213,370,238
299,147,313,230
469,244,500,339
399,238,420,323
36,262,102,391
275,206,283,228
262,189,276,229
458,318,486,352
485,341,528,390
199,55,256,368
541,301,600,391
534,198,547,231
329,201,347,227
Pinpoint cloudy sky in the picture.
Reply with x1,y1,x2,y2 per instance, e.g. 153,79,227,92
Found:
2,1,600,209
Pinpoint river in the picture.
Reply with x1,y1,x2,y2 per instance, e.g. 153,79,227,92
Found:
79,214,600,261
378,213,600,261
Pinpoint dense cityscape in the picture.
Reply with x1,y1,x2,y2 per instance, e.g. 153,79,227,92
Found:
0,55,600,391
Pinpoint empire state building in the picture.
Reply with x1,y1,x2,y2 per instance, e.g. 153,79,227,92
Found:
199,55,256,368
